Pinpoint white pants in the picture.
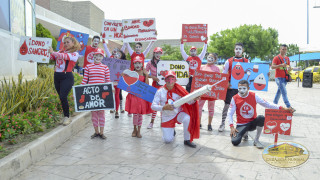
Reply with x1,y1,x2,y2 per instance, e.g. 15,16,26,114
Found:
162,112,190,143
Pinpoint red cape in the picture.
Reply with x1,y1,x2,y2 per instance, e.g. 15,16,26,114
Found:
164,83,200,142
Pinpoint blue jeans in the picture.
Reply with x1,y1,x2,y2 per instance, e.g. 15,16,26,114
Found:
273,78,291,108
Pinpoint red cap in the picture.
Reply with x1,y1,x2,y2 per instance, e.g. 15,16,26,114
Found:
94,48,105,57
164,70,176,79
190,46,197,50
133,56,143,63
153,47,163,53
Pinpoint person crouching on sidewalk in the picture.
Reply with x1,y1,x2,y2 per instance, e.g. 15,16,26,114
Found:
228,80,294,148
151,70,200,148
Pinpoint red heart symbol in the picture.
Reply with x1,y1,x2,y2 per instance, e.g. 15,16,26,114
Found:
102,92,109,98
122,69,139,86
143,20,154,27
266,121,277,130
79,95,85,103
160,70,168,77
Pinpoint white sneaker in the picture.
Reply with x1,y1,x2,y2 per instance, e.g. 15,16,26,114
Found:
218,124,225,132
128,113,132,117
253,140,264,149
147,123,153,129
62,117,72,126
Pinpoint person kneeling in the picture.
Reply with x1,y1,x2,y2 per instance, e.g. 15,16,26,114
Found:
151,70,200,148
228,80,293,149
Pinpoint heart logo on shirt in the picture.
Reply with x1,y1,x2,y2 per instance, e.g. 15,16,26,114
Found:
280,123,290,132
143,20,154,27
122,69,139,86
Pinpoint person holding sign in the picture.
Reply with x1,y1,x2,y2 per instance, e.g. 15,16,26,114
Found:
228,80,294,149
124,41,155,70
125,56,153,138
81,48,111,139
271,44,295,112
151,70,200,148
180,39,207,93
219,42,249,132
145,47,163,129
83,36,101,69
102,38,125,59
198,53,220,131
49,36,81,126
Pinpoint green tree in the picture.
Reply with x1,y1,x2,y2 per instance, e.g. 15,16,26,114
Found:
209,24,278,60
160,44,204,61
36,23,57,50
264,43,300,61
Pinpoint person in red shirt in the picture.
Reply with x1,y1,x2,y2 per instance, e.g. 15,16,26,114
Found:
83,36,101,69
218,42,249,132
180,40,207,93
124,41,155,70
228,80,293,149
49,36,81,126
271,44,295,111
81,48,111,139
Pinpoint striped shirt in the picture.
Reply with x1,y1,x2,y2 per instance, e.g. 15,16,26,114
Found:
81,63,111,84
51,51,79,72
146,60,157,77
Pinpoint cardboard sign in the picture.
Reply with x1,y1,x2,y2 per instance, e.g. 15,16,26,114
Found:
264,109,293,135
73,83,115,112
182,24,207,42
56,29,89,56
230,62,269,91
101,57,131,82
157,61,189,86
117,70,157,103
191,70,228,100
18,36,52,63
101,19,123,40
122,18,157,42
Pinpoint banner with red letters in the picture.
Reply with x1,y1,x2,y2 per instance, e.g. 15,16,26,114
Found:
182,24,207,42
101,19,123,40
18,36,52,63
122,18,157,42
191,70,228,100
264,109,293,135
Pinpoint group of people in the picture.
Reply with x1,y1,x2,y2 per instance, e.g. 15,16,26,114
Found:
45,35,295,149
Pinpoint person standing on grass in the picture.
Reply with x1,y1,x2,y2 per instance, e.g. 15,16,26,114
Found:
81,48,111,139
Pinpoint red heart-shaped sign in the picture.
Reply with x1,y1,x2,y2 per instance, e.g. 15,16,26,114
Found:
143,20,154,27
122,69,139,86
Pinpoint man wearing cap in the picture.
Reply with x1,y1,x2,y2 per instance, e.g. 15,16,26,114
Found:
180,40,207,92
218,42,249,132
151,70,200,148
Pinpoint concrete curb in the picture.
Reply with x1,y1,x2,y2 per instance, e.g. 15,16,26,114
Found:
0,112,90,180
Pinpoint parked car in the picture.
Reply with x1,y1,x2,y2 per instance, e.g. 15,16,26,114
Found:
290,67,302,81
298,66,320,81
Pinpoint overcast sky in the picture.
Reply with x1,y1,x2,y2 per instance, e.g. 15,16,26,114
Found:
70,0,320,47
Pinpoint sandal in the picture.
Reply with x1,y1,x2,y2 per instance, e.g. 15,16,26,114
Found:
99,134,107,139
91,133,99,139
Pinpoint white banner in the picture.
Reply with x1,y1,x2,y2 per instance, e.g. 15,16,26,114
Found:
157,61,189,85
18,36,52,63
122,18,157,42
101,19,123,40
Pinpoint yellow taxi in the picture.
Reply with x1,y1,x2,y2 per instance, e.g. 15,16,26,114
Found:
298,66,320,81
290,67,302,81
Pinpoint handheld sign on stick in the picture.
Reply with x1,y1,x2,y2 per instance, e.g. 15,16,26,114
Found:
173,77,226,108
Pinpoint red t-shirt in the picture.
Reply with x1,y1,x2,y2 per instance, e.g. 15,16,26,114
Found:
227,57,249,81
83,46,99,68
273,55,290,78
233,92,257,124
187,56,201,76
130,52,145,70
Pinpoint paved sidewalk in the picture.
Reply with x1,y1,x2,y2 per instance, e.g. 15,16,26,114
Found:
14,81,320,180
